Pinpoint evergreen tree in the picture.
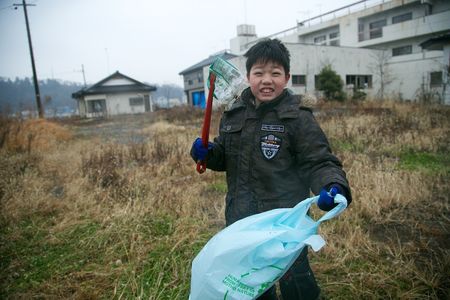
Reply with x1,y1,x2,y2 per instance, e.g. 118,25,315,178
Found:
316,65,345,101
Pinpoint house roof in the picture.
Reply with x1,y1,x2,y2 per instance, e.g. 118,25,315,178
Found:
178,51,238,75
72,71,156,99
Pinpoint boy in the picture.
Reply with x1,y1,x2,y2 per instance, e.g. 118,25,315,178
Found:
191,38,352,299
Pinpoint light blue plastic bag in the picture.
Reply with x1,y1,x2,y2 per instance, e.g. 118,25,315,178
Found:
189,194,347,300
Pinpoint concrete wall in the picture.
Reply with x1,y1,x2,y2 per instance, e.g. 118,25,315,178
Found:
221,0,450,103
208,42,447,102
107,92,148,115
384,51,443,100
444,45,450,105
359,10,450,47
183,70,204,91
208,44,383,100
80,92,152,117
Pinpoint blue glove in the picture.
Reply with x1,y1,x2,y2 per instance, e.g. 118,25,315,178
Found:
318,185,341,211
191,137,214,161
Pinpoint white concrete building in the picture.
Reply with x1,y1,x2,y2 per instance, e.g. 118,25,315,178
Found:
72,71,156,118
223,0,450,104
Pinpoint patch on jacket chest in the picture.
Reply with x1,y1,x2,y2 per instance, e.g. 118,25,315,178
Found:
261,124,284,133
260,134,282,160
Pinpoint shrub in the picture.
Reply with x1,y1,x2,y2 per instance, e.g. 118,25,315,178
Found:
0,118,72,153
316,65,345,101
352,89,367,101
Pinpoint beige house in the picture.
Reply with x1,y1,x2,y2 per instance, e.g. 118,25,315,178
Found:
72,71,156,118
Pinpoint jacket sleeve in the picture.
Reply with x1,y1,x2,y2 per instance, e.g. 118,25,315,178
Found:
293,109,352,205
204,118,227,171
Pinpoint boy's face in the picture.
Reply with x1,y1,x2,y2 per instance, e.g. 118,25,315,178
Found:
247,60,290,103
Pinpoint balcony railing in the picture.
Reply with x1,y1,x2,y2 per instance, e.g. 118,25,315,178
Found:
242,0,387,50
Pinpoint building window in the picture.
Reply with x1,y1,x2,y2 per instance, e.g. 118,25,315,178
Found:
87,99,106,113
329,31,339,46
369,19,386,39
292,75,306,86
314,35,326,45
197,73,203,83
346,75,372,89
392,45,412,56
314,75,320,89
358,23,364,41
392,12,412,24
129,96,144,106
188,79,193,85
430,71,443,87
329,32,339,39
330,40,340,46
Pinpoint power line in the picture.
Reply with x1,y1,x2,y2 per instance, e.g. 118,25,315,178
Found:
0,5,14,11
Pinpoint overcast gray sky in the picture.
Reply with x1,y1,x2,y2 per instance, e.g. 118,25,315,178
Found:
0,0,356,86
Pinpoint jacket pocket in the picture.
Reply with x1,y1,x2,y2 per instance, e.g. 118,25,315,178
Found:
221,121,243,155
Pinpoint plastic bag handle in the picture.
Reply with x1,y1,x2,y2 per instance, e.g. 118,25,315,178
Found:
316,194,347,223
276,195,347,228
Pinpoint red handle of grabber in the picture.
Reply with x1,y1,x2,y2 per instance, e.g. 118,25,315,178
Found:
196,73,216,174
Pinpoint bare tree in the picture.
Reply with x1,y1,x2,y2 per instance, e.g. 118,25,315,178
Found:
369,50,395,100
414,74,441,104
440,59,450,104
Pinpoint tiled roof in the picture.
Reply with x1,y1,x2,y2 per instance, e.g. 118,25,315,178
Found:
72,71,156,98
179,52,238,75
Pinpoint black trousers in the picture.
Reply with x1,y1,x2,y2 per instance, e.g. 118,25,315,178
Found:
257,248,320,300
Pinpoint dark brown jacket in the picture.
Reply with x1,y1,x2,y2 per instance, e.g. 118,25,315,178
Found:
203,88,351,225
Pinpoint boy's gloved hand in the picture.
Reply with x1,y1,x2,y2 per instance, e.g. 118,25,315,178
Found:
191,137,214,161
318,185,341,211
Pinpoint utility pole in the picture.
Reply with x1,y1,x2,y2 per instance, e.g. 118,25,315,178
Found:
81,64,87,87
14,0,43,118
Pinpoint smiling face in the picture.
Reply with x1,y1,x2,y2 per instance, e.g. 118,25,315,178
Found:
247,60,290,103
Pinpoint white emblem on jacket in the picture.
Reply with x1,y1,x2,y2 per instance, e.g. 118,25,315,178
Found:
260,134,282,160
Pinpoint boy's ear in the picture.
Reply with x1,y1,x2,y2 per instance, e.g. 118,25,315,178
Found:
285,73,291,82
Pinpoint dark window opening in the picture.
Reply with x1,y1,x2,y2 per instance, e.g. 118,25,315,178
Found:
330,40,340,46
392,12,412,24
87,99,106,113
129,96,144,106
292,75,306,86
329,32,339,39
430,71,443,87
314,35,326,45
197,73,203,83
346,75,373,89
369,19,386,39
358,23,364,41
392,45,412,56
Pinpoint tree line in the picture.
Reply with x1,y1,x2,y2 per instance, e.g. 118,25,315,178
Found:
0,77,185,115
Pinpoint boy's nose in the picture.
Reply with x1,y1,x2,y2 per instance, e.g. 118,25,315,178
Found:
261,74,272,83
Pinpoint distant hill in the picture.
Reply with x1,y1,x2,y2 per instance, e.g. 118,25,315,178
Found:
0,77,83,114
0,77,185,115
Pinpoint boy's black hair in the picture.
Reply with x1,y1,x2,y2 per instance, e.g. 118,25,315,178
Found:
244,38,291,75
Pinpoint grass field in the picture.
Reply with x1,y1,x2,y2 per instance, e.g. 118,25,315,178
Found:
0,101,449,299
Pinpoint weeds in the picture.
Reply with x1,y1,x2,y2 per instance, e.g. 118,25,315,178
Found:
0,101,449,299
398,149,450,174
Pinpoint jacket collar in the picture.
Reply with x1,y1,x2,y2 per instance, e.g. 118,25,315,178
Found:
226,88,300,119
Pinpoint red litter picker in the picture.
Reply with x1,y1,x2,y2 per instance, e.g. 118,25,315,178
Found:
196,57,247,174
196,72,216,173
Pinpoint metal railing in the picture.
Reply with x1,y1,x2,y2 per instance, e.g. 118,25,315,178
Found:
241,0,387,51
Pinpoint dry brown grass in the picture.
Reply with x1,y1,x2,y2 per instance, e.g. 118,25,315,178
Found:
0,117,72,153
0,101,449,299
